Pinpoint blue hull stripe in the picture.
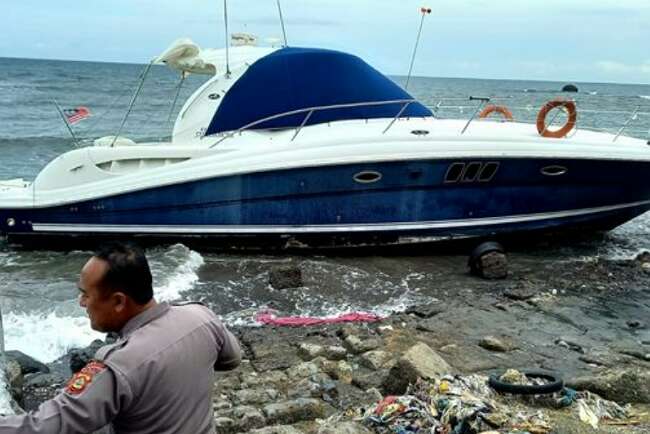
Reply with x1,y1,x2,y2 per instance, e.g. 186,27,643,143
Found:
31,198,650,234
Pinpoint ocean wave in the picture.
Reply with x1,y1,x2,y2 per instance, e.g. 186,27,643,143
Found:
150,244,205,301
640,95,650,100
3,311,104,362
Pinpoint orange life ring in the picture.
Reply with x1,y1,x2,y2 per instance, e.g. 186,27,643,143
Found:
536,99,577,138
479,104,513,121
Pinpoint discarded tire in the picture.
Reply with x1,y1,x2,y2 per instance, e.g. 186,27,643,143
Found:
468,241,507,279
489,369,564,395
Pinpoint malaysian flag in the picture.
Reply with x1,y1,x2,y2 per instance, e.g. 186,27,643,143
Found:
63,106,91,124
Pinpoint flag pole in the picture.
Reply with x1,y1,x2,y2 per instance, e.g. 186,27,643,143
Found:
52,99,81,148
405,7,431,91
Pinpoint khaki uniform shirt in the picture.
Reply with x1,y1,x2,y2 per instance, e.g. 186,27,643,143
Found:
0,302,241,434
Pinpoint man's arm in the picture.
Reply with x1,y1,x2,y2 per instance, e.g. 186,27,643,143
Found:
0,362,125,434
214,326,242,371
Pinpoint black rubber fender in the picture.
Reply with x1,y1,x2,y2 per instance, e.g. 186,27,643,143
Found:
488,369,564,395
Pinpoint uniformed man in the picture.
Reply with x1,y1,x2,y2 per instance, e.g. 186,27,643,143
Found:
0,242,241,434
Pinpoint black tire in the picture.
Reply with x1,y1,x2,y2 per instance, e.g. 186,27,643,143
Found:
468,241,505,272
488,369,564,395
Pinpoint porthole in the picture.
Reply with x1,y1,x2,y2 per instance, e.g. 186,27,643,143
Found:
445,163,465,183
353,171,382,184
411,130,429,136
541,165,568,177
208,93,221,100
478,162,499,182
462,162,482,182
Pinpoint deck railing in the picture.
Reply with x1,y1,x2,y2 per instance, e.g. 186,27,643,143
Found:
207,98,427,147
206,93,650,146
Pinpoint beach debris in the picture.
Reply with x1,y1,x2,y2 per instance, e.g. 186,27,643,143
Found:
353,372,633,433
488,369,564,396
256,311,383,327
468,242,508,280
576,391,630,429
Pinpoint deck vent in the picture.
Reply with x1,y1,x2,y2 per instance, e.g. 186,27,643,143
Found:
353,171,382,184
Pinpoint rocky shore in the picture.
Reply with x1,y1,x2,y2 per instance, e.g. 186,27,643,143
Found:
2,251,650,433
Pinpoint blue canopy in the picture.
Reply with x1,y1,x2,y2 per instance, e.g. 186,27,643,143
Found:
206,47,432,135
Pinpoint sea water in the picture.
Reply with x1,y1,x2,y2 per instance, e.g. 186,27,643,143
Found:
1,56,650,365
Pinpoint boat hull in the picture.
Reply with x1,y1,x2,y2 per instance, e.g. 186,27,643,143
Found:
2,157,650,249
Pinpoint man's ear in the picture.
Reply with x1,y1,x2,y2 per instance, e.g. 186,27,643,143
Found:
112,292,128,313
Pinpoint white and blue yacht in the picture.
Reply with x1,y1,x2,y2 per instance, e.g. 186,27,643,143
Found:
2,40,650,248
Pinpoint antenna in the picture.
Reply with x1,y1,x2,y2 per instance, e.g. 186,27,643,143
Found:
405,6,431,91
223,0,231,77
276,0,288,47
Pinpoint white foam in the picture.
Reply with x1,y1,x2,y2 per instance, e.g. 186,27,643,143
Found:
0,375,15,415
153,246,204,301
3,312,104,363
640,95,650,100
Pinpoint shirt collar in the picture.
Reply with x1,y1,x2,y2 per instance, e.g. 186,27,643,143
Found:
120,302,170,338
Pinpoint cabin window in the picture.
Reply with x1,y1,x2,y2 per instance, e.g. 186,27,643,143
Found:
462,162,482,182
541,165,568,176
478,162,499,182
445,163,465,183
353,171,382,184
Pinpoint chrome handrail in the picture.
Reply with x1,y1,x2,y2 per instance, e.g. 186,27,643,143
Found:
614,106,640,142
461,96,490,135
429,95,650,141
208,98,421,148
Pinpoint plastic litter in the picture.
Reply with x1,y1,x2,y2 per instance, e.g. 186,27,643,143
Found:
354,371,633,433
255,310,383,327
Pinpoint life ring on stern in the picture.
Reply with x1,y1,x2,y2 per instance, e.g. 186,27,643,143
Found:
479,104,514,121
536,98,577,138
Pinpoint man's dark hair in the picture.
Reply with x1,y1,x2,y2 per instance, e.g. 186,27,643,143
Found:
94,242,153,305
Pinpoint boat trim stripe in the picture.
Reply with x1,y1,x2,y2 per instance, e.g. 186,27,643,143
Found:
30,199,650,234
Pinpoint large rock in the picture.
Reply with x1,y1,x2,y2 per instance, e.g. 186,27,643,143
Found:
342,335,379,355
1,358,23,404
269,266,303,289
359,350,394,370
69,339,106,373
478,336,514,352
230,405,266,431
382,342,452,395
568,368,650,404
3,350,49,375
22,373,66,411
263,398,328,425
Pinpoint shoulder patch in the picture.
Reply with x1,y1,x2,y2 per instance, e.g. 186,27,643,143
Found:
65,361,106,395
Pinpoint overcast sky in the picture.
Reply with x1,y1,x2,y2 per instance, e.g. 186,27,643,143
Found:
2,0,649,84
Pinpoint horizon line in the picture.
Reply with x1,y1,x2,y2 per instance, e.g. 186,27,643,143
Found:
1,55,649,87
